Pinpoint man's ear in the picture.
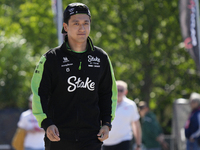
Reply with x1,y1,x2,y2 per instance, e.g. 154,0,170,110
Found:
125,89,128,96
63,22,68,32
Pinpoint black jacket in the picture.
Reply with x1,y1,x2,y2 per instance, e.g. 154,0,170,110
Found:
185,108,200,139
31,36,117,141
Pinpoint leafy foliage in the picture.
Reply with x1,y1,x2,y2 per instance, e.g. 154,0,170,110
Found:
0,33,40,108
0,0,57,54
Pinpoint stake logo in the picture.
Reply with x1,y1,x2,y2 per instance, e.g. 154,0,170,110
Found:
88,55,100,68
88,55,100,63
67,76,95,92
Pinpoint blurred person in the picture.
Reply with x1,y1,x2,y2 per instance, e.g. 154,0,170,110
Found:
17,94,45,150
31,2,117,150
138,101,168,150
103,80,142,150
185,92,200,150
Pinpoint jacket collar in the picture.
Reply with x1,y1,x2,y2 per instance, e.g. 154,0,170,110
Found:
61,35,94,54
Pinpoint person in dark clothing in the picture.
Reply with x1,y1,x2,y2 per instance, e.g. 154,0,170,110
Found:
31,3,117,150
185,92,200,150
138,101,168,150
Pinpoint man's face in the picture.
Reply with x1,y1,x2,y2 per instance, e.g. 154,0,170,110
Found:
117,85,126,102
63,14,90,43
139,107,148,118
190,100,199,110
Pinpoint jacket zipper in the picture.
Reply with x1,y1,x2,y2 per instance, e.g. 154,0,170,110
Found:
79,61,82,70
76,55,86,141
77,59,82,141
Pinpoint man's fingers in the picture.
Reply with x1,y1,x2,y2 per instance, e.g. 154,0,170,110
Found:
98,132,108,142
97,129,103,136
47,133,58,141
52,133,60,141
46,125,60,141
163,143,169,150
162,142,168,150
104,132,109,139
51,129,60,141
47,131,60,141
98,135,104,142
97,126,110,142
54,127,60,137
98,135,108,142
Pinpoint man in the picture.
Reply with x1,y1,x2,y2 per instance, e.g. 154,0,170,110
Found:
31,3,117,150
138,101,168,150
103,80,142,150
17,94,45,150
185,92,200,150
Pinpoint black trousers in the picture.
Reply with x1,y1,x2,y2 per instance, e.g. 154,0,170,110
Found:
44,136,103,150
102,140,131,150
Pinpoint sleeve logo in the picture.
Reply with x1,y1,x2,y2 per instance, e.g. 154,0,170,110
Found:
68,8,75,12
67,76,95,92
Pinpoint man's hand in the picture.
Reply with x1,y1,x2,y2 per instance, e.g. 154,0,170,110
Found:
97,125,109,142
157,134,169,150
46,125,60,142
135,147,141,150
161,141,169,150
190,137,195,142
132,120,142,150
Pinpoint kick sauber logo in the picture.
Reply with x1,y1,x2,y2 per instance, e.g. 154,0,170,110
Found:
68,8,75,12
68,8,75,15
63,57,69,63
67,76,95,92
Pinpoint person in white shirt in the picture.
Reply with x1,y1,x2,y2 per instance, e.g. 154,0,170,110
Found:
103,80,142,150
17,94,45,150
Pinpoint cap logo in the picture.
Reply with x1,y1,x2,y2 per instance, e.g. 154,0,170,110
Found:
68,8,75,12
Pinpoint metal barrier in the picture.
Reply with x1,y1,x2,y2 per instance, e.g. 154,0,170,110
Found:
164,135,175,150
0,145,11,150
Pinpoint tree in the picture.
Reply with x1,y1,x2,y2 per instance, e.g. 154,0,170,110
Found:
0,0,57,109
0,32,40,108
0,0,57,54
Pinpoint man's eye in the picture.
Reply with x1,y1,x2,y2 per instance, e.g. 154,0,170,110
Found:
74,23,79,25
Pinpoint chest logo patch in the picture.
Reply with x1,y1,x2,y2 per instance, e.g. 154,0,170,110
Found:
88,55,100,68
67,76,95,92
66,68,70,72
63,57,69,63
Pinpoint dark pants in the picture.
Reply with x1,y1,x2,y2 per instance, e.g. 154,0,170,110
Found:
102,140,130,150
44,136,103,150
187,139,200,150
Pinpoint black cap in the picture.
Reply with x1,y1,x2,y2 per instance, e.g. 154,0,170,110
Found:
62,3,91,33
